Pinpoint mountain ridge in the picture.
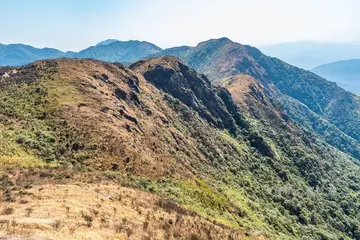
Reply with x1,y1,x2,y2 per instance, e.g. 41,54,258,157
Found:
0,40,163,66
66,40,162,63
3,38,360,162
151,38,360,161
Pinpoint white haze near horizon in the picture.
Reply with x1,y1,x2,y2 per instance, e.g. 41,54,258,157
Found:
0,0,359,51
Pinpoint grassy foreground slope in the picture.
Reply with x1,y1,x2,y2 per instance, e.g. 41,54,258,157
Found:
0,58,359,239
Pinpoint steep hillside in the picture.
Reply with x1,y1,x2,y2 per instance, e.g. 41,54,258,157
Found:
219,74,360,162
1,58,360,239
219,74,287,121
245,46,360,142
0,44,64,66
67,40,162,63
129,56,243,134
155,38,360,161
0,58,257,239
312,59,360,94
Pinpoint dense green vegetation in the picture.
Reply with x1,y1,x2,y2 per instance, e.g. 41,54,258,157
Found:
278,94,360,162
160,94,360,239
246,46,360,145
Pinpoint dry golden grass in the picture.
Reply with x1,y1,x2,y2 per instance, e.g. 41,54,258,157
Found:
0,182,264,240
221,74,297,134
219,74,266,117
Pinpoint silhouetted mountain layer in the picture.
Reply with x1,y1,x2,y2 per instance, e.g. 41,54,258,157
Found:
0,44,64,66
0,40,163,66
260,41,360,69
95,39,119,46
66,40,162,63
312,59,360,94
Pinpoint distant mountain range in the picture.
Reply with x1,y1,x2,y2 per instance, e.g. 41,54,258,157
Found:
260,41,360,69
0,43,64,66
4,39,360,71
0,40,162,66
312,59,360,94
68,40,162,63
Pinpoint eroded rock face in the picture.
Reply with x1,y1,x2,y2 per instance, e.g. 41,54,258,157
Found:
214,86,249,129
130,56,241,134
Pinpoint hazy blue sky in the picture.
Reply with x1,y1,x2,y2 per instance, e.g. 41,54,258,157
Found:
1,0,359,51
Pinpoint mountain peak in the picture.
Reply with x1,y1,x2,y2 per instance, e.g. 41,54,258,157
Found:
197,37,233,47
95,39,119,46
217,37,232,42
160,37,263,81
130,55,184,69
70,40,162,63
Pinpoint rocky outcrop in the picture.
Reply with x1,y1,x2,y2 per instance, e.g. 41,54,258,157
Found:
130,56,242,134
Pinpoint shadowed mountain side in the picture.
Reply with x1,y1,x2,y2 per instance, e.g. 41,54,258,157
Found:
130,56,246,134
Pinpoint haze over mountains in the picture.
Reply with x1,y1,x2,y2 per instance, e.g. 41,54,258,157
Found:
1,37,360,239
0,43,64,66
0,40,163,67
312,59,360,94
260,41,360,70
